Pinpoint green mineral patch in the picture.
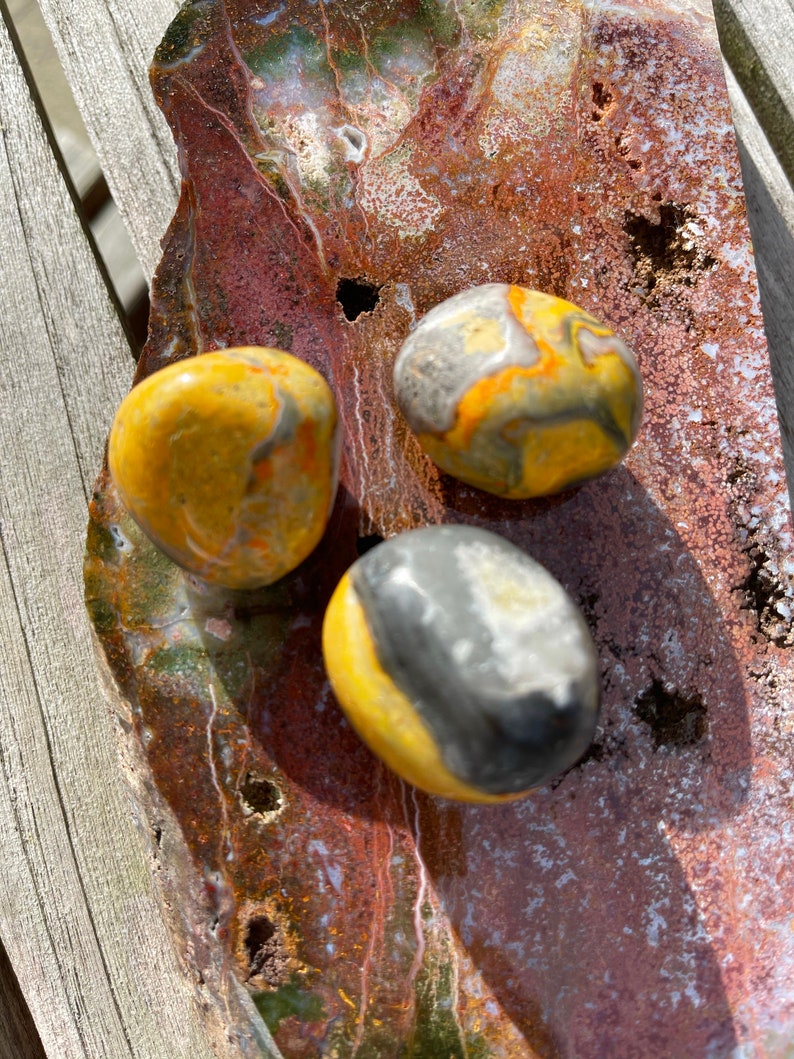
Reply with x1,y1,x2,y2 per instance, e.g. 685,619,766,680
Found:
372,18,433,61
147,643,209,685
148,639,269,727
116,537,183,631
418,0,461,48
154,0,212,68
244,26,329,84
460,0,506,34
404,942,468,1059
255,160,292,202
253,980,325,1036
85,517,121,566
463,1034,493,1059
333,47,367,75
84,594,117,635
86,503,185,634
370,19,439,103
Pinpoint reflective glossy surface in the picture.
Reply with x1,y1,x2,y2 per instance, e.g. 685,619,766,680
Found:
108,347,339,589
323,526,600,800
394,284,643,497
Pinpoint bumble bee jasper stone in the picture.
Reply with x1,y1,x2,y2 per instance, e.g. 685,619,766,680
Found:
108,347,339,589
394,283,643,498
322,525,600,801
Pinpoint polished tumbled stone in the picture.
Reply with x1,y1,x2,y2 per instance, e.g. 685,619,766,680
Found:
394,284,643,498
323,525,600,801
109,346,339,589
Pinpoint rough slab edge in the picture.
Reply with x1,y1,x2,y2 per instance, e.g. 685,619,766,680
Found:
0,939,47,1059
90,632,284,1059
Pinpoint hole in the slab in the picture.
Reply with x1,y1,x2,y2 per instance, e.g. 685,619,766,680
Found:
245,915,280,979
337,277,381,321
239,771,283,816
738,539,791,647
624,203,716,284
635,679,707,748
590,80,613,120
340,124,365,153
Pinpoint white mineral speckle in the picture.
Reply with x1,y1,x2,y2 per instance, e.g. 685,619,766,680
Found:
282,111,332,188
108,523,134,554
358,144,442,238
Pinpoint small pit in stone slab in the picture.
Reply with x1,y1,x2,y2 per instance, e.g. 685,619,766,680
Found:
244,914,287,984
336,277,381,321
624,203,716,291
591,80,614,120
739,541,791,647
337,124,367,161
239,771,283,816
635,679,707,748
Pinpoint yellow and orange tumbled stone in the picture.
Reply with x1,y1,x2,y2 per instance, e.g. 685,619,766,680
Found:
108,347,339,589
393,284,643,498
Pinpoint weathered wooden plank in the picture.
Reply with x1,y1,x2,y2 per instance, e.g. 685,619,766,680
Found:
33,0,181,282
715,0,794,510
714,0,794,189
722,60,794,505
0,8,231,1058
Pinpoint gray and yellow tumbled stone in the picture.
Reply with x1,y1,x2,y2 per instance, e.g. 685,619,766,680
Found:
322,525,600,801
394,283,643,498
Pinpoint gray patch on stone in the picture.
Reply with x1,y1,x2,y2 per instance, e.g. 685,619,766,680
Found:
351,525,600,794
393,283,540,434
576,325,643,438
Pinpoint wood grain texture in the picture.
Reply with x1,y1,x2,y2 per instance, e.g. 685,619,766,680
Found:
716,1,794,510
33,0,181,282
0,9,230,1058
714,0,794,187
723,64,794,506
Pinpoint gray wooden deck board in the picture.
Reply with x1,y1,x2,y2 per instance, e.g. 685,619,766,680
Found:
0,6,226,1057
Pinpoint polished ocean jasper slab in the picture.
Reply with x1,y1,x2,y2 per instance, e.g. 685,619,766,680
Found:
85,1,794,1056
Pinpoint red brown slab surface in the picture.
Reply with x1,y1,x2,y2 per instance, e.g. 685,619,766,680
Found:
85,0,794,1055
